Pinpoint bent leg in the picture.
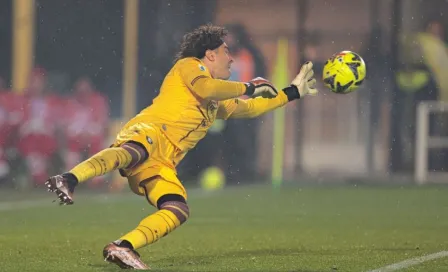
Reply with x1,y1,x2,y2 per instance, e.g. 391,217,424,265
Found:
119,176,189,250
45,142,148,205
68,142,148,184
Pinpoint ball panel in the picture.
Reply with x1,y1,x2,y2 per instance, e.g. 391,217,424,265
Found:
322,50,366,94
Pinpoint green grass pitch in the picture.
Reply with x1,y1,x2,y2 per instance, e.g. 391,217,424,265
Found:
1,184,448,271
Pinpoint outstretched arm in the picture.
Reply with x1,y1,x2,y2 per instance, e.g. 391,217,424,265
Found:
217,61,319,119
217,88,293,119
178,58,277,101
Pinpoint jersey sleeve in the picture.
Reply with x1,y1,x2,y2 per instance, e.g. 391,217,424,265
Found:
217,91,289,119
216,99,239,120
177,58,248,101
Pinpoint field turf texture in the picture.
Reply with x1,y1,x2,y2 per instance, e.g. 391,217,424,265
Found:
1,184,447,271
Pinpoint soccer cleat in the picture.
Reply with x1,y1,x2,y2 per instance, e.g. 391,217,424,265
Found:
103,242,150,270
45,175,74,205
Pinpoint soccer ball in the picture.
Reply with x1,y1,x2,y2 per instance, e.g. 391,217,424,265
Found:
322,50,366,94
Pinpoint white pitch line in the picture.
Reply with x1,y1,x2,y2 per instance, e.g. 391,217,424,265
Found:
367,251,448,272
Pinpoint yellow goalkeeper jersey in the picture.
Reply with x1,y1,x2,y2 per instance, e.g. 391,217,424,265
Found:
122,57,247,151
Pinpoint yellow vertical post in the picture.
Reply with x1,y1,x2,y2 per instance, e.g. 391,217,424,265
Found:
12,0,35,93
122,0,139,120
110,0,139,191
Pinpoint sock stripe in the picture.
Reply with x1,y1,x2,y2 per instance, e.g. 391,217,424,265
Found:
164,205,188,218
126,145,142,161
69,146,135,183
163,206,188,224
131,142,148,159
87,161,97,176
123,146,140,162
135,229,148,244
124,143,147,158
115,150,123,164
155,213,173,233
92,158,103,175
162,204,189,218
116,150,128,167
114,154,120,170
121,145,141,168
139,225,156,242
119,204,189,250
159,210,178,228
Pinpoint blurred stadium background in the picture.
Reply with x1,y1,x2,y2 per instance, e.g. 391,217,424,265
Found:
0,0,448,189
1,1,448,271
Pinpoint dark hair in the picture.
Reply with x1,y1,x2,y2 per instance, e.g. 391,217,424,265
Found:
174,24,227,63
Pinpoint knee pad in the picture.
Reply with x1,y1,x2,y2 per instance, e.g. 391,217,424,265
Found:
158,194,189,225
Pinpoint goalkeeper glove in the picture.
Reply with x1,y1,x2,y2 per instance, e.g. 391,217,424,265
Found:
244,77,278,98
283,61,318,101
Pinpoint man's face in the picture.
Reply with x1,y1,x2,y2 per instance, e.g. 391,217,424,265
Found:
210,43,234,80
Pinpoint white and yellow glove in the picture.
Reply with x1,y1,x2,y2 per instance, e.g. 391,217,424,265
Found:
282,61,318,101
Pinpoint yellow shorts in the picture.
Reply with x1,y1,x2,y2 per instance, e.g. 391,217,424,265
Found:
111,122,188,205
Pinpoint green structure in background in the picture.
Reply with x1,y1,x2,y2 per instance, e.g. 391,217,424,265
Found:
271,37,289,187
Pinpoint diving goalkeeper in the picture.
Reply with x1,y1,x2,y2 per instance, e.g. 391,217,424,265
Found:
45,24,318,270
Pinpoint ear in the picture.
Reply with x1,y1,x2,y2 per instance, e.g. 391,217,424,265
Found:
204,49,216,62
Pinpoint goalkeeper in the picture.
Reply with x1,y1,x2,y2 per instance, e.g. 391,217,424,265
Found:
45,24,318,270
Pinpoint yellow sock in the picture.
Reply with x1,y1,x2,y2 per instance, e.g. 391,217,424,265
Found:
120,207,188,249
69,146,136,183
